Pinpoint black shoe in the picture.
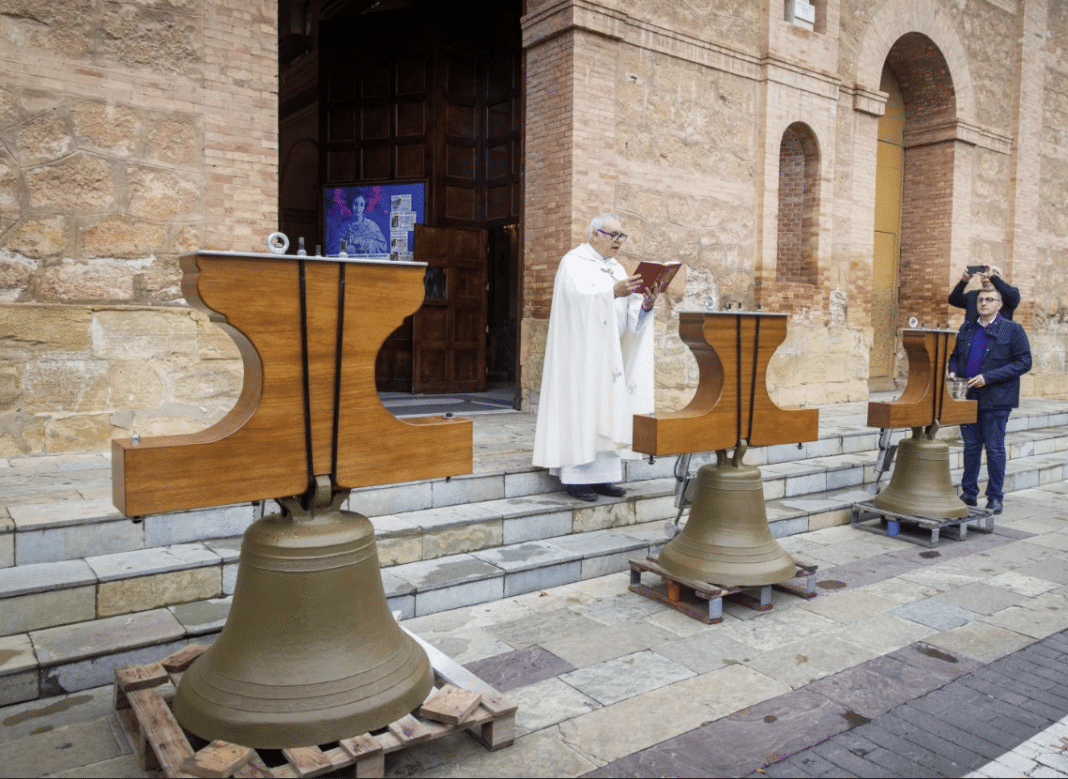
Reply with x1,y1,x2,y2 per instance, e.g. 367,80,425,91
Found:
566,485,599,502
986,499,1003,514
591,482,627,498
961,495,977,507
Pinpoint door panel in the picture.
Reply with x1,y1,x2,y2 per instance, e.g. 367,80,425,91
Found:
413,225,487,393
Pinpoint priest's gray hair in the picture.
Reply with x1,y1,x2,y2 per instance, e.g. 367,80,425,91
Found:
588,214,621,239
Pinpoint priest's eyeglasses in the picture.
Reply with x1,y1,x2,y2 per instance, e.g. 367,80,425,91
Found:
596,230,628,243
977,296,1001,304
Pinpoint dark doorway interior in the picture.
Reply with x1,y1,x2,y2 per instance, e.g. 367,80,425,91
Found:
279,0,523,397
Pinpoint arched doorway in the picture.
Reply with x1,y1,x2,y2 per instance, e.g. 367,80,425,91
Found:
870,33,958,389
278,0,524,396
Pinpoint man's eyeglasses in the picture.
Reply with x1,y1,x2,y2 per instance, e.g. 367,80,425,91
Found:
977,296,1001,304
596,230,628,243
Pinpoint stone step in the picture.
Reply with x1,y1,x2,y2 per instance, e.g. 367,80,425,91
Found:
2,442,1065,706
2,421,1066,639
5,421,1066,571
2,403,1066,706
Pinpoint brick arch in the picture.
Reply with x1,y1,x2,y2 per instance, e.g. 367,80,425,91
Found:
853,0,975,124
776,122,820,286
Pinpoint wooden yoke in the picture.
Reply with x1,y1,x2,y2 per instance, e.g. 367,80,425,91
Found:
112,251,472,517
633,312,818,456
866,329,976,429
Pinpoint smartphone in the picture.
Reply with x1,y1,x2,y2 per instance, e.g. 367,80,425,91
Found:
967,264,987,274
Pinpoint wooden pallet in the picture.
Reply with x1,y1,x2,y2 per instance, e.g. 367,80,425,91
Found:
628,556,819,624
851,500,995,548
114,629,516,778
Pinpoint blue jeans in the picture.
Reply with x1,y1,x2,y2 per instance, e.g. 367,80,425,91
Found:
960,408,1011,501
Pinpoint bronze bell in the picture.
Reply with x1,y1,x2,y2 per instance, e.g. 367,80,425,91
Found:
658,447,797,587
173,481,433,749
872,426,968,519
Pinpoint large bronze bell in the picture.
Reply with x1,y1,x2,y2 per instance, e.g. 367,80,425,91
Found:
658,447,797,586
173,480,433,749
872,426,968,519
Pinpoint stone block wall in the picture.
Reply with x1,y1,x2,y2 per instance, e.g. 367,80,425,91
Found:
0,304,242,456
0,1,276,455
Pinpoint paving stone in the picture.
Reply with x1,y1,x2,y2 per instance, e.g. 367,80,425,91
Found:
506,678,601,736
805,653,950,719
670,688,855,778
556,677,714,766
0,717,123,777
742,634,878,690
559,649,694,706
422,627,514,665
799,588,898,624
422,724,598,778
651,631,755,674
463,645,575,692
570,592,666,626
890,599,981,630
720,605,843,652
543,620,675,668
488,608,602,650
984,602,1068,640
931,582,1026,615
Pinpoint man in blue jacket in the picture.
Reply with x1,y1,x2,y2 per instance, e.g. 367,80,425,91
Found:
948,290,1031,514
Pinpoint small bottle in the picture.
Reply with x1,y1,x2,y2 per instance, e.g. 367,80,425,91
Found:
297,237,307,256
339,240,349,258
315,245,322,256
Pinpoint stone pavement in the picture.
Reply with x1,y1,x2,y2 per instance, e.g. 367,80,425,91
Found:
4,483,1068,777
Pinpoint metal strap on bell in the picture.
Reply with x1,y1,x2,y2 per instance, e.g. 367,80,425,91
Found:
658,445,797,587
872,426,968,519
173,480,433,749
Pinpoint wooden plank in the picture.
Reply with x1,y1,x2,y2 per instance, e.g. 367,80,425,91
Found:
281,746,334,778
162,644,207,672
115,663,169,709
387,714,435,745
338,734,382,761
116,705,156,770
181,741,254,778
339,735,385,779
232,754,272,779
419,684,482,725
126,689,196,778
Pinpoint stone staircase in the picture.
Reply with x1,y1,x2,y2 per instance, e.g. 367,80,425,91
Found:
2,398,1067,706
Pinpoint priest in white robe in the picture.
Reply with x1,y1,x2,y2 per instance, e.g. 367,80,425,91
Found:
532,214,660,501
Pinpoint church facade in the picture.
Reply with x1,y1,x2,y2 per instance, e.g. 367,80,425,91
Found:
1,0,1066,456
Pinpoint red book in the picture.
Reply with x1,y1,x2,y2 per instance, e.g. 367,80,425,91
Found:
634,260,682,293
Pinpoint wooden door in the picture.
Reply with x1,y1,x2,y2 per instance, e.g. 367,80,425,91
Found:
413,225,487,393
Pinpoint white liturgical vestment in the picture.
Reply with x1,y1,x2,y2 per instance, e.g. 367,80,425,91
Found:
532,243,655,476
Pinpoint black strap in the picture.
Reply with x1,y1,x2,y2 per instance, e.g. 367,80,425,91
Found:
298,260,315,494
735,314,743,447
331,263,347,480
